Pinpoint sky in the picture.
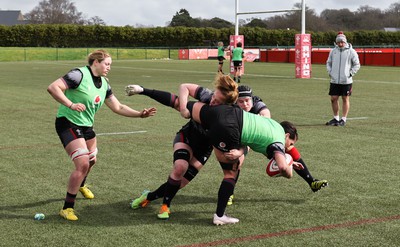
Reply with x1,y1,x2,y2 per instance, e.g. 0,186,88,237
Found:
0,0,397,27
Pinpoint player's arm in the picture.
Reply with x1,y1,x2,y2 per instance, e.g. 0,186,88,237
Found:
179,83,201,118
267,143,293,178
105,95,156,118
274,151,293,178
258,108,271,118
47,78,70,106
47,78,86,112
185,101,205,123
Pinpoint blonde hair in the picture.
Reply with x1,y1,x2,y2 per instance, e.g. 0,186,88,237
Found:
218,41,223,47
213,73,238,105
87,49,111,65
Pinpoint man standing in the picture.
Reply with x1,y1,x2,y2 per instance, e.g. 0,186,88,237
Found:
326,31,360,126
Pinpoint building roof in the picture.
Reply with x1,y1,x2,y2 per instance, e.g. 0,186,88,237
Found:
383,27,400,32
0,10,28,26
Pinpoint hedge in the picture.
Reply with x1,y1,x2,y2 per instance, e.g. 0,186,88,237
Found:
0,24,399,47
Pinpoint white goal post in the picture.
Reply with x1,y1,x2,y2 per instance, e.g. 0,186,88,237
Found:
234,0,306,35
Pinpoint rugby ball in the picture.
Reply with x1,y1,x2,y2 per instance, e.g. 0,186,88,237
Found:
266,153,293,177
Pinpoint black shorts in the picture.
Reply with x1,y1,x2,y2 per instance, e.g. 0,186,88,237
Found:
329,83,352,96
217,56,225,63
233,61,242,67
199,104,243,152
55,117,95,147
173,121,212,165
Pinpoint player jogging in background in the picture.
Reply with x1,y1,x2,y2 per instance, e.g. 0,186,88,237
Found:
217,41,228,74
231,42,244,83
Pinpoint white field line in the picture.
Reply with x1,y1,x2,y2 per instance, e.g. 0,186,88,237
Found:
36,61,400,85
97,130,147,136
346,117,369,120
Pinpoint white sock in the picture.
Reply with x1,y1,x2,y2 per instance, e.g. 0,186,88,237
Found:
341,117,347,122
334,116,339,121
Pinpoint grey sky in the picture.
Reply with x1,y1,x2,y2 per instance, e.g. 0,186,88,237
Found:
0,0,396,27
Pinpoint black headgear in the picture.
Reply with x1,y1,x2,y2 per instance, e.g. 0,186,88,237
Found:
238,85,252,98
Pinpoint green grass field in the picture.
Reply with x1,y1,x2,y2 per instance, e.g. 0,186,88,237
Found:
1,59,399,247
0,47,179,61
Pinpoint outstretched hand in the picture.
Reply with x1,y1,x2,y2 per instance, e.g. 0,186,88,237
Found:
140,107,157,118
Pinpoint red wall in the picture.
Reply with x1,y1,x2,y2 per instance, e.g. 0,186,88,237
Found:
181,48,399,66
259,48,400,66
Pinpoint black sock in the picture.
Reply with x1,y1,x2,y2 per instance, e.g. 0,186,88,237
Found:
234,169,240,183
294,158,315,185
216,178,236,217
231,170,240,196
80,176,87,187
147,182,167,201
63,192,77,209
142,88,177,108
162,177,181,207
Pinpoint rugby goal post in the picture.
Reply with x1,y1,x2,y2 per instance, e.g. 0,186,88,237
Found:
232,0,311,78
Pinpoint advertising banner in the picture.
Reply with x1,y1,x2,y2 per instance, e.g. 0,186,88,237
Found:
295,34,311,78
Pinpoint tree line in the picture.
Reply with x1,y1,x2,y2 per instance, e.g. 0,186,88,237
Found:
24,0,400,31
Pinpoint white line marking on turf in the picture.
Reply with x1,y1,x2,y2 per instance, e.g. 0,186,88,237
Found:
347,117,369,120
97,131,147,136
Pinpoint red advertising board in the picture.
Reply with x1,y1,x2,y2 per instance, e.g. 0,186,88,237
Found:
189,49,208,60
179,49,189,60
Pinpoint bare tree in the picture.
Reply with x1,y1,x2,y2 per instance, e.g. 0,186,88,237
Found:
383,2,400,27
320,9,356,31
86,16,106,26
24,0,105,25
265,3,328,31
354,5,385,30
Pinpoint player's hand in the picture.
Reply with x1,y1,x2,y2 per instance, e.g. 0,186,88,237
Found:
224,149,243,160
70,103,86,112
180,108,191,119
292,161,304,170
140,107,157,118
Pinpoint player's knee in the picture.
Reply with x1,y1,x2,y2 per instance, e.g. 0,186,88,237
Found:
88,148,98,165
173,149,190,163
183,165,199,181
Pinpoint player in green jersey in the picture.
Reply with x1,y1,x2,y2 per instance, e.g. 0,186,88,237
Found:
231,42,244,83
182,102,303,225
217,41,228,73
47,49,157,221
